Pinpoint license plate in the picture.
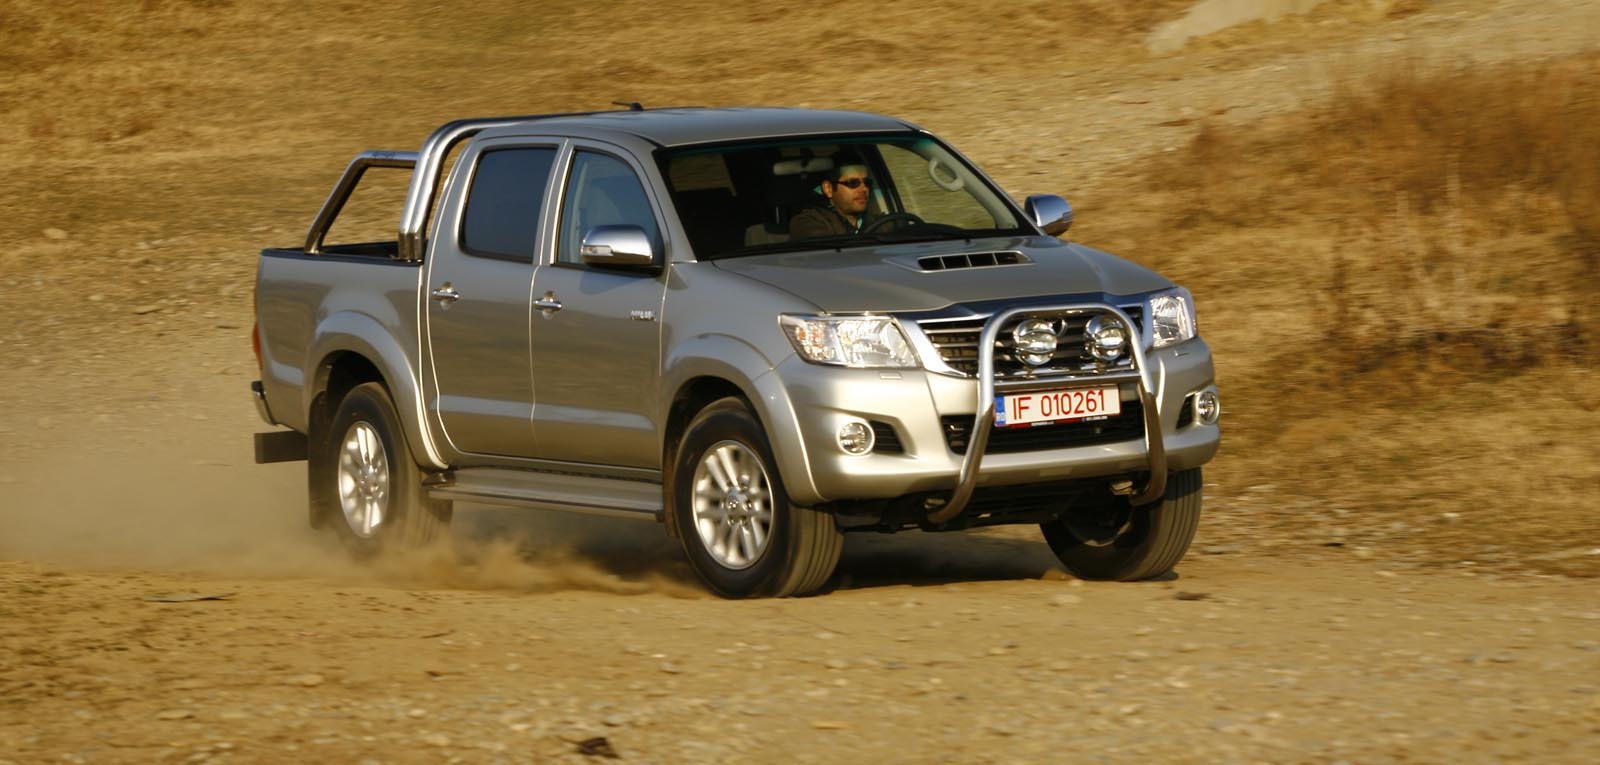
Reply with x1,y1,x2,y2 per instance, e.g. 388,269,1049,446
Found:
995,387,1121,427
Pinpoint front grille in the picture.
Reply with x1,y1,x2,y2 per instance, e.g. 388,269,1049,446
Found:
917,306,1143,378
942,396,1145,454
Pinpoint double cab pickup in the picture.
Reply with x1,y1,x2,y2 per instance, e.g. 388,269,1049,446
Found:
251,107,1221,597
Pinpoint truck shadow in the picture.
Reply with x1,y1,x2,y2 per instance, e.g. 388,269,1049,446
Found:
455,505,1068,592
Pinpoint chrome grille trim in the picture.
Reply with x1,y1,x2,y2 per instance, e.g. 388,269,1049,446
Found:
907,305,1145,379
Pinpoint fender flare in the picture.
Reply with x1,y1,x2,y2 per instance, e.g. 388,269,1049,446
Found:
306,311,447,469
660,335,819,504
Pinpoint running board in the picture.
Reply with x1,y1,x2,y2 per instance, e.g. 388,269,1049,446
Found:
428,467,664,522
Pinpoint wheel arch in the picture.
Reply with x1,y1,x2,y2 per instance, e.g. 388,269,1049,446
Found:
660,343,820,515
306,313,446,469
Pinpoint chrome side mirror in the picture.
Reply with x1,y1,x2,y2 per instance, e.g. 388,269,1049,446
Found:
1023,194,1073,236
580,225,657,269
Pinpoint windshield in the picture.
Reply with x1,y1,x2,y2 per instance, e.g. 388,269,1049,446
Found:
658,134,1030,260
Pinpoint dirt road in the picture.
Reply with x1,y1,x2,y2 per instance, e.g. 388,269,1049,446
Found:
5,550,1598,763
3,0,1599,762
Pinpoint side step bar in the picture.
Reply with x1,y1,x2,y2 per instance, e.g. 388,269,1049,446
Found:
428,468,664,522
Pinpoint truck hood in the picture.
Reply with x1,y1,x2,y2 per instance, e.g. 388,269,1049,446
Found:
710,236,1173,313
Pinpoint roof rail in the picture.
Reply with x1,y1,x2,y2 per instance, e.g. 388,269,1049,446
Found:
397,112,599,261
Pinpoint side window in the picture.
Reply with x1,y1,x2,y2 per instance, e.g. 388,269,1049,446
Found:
461,147,558,261
879,144,996,229
558,151,661,265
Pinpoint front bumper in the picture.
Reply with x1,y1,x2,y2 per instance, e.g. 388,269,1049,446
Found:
763,327,1219,509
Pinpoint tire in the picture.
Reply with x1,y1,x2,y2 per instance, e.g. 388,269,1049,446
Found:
309,382,452,558
1040,468,1202,581
671,398,843,598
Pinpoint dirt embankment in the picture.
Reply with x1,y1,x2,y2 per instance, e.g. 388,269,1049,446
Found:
2,0,1599,762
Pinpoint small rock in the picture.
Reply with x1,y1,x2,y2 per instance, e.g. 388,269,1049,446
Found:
286,673,324,687
156,709,194,720
1051,593,1083,606
132,305,163,315
88,294,104,302
576,736,619,758
42,228,68,240
601,714,628,727
420,733,450,747
823,658,849,670
1174,591,1210,601
659,662,682,674
811,721,851,730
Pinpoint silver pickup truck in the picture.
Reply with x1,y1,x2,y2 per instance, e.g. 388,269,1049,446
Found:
251,107,1221,597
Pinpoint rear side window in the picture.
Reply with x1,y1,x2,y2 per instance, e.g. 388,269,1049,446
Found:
461,147,558,261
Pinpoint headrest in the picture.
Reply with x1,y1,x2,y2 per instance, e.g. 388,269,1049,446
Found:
772,157,834,176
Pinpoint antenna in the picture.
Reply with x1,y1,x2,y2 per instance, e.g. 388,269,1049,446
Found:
611,101,645,111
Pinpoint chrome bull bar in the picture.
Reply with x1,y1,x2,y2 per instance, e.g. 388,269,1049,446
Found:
925,304,1168,525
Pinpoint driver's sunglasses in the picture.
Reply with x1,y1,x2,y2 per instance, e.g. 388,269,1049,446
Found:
834,177,873,189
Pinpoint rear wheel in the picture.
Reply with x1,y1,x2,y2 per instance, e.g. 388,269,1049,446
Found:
310,382,451,558
671,398,842,598
1041,468,1202,581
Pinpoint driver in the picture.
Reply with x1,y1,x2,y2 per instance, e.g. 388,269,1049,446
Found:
789,159,877,239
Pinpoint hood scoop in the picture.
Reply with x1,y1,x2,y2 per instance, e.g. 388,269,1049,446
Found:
916,251,1031,272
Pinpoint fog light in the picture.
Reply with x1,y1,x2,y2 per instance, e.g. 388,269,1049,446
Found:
838,421,875,455
1195,391,1221,425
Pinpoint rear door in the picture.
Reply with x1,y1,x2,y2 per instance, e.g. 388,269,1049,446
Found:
527,143,670,468
423,139,562,457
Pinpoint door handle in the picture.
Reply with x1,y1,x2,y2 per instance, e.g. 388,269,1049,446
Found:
534,292,563,315
431,284,461,304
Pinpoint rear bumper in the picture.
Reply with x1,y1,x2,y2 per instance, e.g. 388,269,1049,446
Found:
251,380,277,425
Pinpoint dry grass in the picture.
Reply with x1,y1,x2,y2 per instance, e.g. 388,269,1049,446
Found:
1151,54,1600,382
1111,53,1600,575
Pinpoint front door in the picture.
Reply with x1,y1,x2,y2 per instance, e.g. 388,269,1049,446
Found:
425,143,559,457
528,146,668,468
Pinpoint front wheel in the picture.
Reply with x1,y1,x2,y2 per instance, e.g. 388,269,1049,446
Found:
310,382,452,558
1040,468,1202,581
671,398,842,598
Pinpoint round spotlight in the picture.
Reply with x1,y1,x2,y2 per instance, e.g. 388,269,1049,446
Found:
1195,391,1221,425
1084,315,1129,362
1012,319,1058,367
837,421,875,455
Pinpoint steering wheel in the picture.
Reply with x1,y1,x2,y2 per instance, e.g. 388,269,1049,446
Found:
861,212,926,234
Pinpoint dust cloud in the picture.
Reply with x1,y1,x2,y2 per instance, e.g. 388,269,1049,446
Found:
0,415,704,596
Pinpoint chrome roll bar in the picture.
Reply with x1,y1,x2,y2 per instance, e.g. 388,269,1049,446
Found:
926,304,1168,525
303,150,418,255
304,113,599,259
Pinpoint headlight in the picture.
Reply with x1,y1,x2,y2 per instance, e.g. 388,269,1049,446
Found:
780,315,919,368
1147,288,1197,349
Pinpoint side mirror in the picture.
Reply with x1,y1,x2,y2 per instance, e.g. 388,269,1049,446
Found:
580,225,658,270
1023,194,1074,236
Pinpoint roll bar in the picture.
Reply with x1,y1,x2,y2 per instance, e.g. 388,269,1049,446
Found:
304,112,600,259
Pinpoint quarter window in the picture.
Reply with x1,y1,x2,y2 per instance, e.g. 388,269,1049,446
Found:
461,147,557,261
558,151,661,264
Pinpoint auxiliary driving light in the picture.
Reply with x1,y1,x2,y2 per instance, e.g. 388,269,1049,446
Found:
838,421,875,455
1195,391,1221,425
1012,319,1058,367
1084,315,1129,362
